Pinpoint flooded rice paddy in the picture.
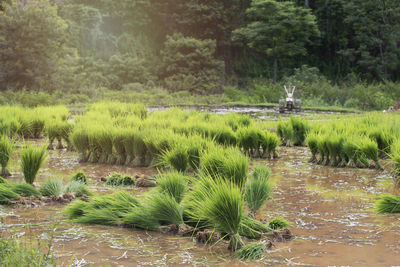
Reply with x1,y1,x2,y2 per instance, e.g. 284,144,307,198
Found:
1,142,400,266
152,105,348,120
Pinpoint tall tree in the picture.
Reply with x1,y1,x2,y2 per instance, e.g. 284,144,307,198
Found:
340,0,400,81
161,33,224,93
0,0,71,91
233,0,319,83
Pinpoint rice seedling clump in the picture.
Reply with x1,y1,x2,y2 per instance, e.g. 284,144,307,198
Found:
245,166,272,217
146,192,183,225
64,191,141,226
0,136,15,177
201,146,249,189
9,183,40,198
156,172,187,203
20,144,47,184
235,242,265,260
161,144,189,173
63,181,91,197
239,216,271,239
375,194,400,213
185,176,245,250
268,217,291,230
71,171,88,184
0,184,20,204
39,179,63,197
105,173,135,186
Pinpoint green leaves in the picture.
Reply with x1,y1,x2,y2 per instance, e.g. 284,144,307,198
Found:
0,0,70,91
233,0,319,82
20,144,47,185
0,136,15,177
376,194,400,213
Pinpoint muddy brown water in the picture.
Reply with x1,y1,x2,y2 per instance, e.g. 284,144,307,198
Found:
1,144,400,266
148,105,347,120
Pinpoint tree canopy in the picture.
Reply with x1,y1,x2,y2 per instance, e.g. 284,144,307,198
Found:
0,0,399,95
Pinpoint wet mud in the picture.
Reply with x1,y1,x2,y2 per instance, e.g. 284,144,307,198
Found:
1,144,400,266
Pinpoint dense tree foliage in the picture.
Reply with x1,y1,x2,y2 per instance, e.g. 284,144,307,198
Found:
233,0,319,83
0,0,400,108
0,0,72,91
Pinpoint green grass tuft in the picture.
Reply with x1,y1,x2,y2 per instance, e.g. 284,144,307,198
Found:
20,144,47,184
161,144,189,173
245,167,272,216
71,171,88,184
239,216,271,239
62,200,88,219
39,179,63,197
63,181,91,197
156,172,187,203
235,242,264,260
74,207,121,225
122,207,160,230
0,184,20,204
10,183,40,197
268,217,291,230
146,192,183,225
0,136,15,177
105,173,135,186
376,194,400,213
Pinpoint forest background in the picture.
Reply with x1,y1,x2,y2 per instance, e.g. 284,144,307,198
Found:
0,0,399,110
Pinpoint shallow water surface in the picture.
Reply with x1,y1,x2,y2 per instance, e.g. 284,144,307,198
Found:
2,146,400,266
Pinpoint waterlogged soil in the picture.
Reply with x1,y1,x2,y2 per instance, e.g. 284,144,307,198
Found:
148,106,347,120
2,144,400,266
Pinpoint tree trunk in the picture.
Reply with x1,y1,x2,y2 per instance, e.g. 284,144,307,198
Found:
273,55,278,83
224,39,233,76
305,0,309,8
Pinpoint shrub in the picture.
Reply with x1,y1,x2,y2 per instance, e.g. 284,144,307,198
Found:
20,144,47,184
